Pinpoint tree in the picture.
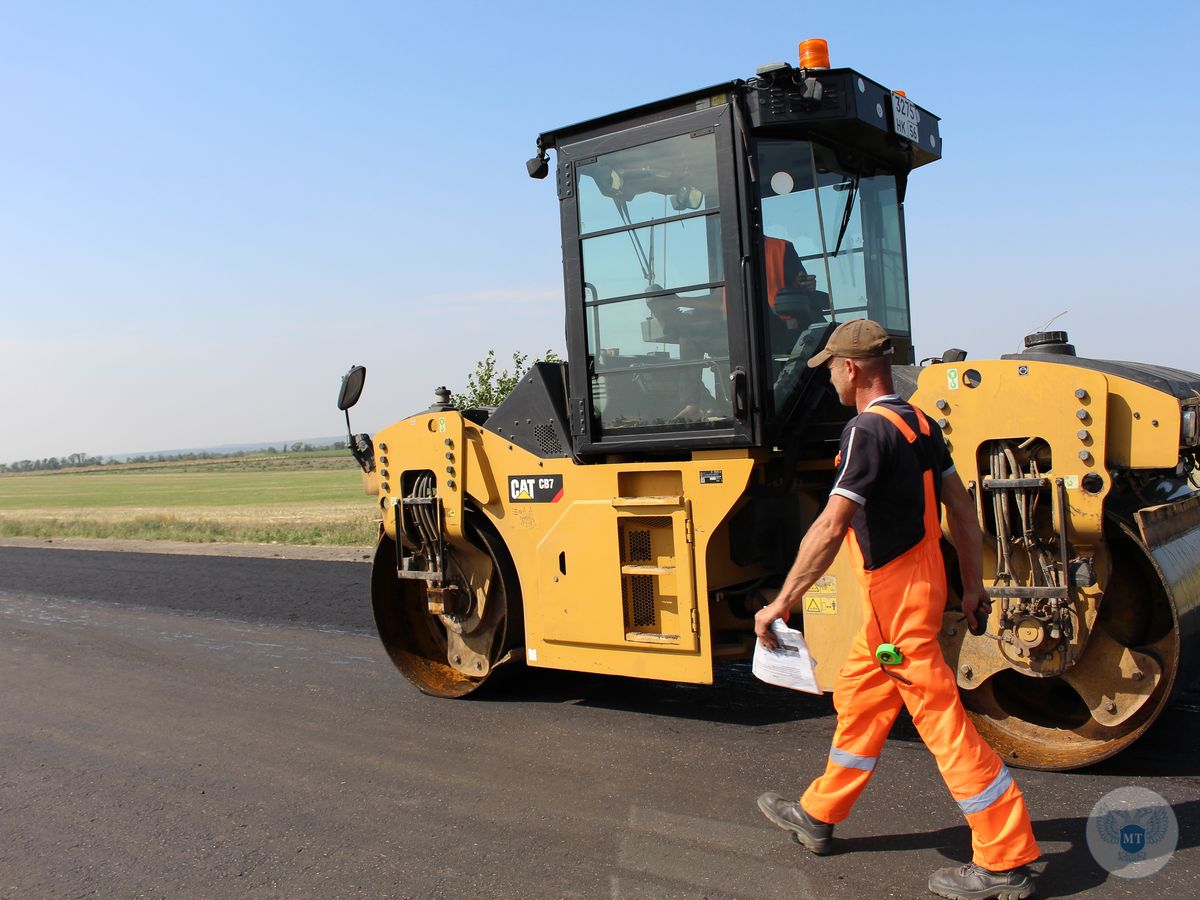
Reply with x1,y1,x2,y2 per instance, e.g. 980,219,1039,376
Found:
452,349,561,410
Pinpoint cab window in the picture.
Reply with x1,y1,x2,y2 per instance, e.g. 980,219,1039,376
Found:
576,132,732,432
756,140,910,415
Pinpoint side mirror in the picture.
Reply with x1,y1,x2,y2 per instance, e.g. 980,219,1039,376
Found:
338,365,366,411
337,365,375,474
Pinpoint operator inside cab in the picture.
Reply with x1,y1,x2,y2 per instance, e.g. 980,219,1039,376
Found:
762,235,830,354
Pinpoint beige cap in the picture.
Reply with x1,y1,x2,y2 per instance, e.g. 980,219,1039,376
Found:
808,318,894,368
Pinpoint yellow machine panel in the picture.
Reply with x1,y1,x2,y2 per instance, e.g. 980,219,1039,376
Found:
911,360,1113,548
799,548,866,691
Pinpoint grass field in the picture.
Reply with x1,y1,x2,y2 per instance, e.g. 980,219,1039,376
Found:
0,452,380,546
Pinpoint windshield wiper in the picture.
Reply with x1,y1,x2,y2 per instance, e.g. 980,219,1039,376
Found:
615,198,655,287
832,174,859,257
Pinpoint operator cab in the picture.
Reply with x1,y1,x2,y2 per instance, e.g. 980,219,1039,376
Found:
533,40,941,455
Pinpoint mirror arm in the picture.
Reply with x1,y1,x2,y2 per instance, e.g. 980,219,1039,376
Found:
343,408,375,474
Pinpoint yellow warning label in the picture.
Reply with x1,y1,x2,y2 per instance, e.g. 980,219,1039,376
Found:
805,596,838,615
802,576,838,615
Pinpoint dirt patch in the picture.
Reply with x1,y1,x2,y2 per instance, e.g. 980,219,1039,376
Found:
0,535,373,563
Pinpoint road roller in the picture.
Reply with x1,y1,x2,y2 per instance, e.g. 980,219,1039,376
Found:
337,40,1200,770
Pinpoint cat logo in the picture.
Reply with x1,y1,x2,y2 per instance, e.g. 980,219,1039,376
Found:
509,474,564,503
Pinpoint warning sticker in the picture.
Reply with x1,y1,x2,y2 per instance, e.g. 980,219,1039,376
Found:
509,474,564,503
802,576,838,616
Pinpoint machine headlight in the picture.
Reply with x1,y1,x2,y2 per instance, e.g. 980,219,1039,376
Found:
1182,406,1200,447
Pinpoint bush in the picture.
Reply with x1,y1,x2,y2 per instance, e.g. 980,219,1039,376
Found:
453,349,561,409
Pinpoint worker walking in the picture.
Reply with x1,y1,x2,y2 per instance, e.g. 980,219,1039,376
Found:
754,319,1040,900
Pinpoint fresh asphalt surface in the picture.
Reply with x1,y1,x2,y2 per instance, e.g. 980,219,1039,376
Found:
1,546,1197,898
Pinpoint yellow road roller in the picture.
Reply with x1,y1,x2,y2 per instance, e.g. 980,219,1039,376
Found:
337,40,1200,770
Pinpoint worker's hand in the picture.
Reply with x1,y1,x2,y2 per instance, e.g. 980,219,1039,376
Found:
962,588,992,636
754,598,791,650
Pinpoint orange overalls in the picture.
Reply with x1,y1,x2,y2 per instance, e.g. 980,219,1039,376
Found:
800,405,1040,872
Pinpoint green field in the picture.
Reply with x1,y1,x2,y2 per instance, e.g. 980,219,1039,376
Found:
0,452,379,546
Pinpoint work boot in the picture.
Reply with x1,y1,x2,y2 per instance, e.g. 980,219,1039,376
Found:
927,862,1035,900
756,792,833,855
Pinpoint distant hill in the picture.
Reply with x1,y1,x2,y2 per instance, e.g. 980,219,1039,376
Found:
105,436,347,463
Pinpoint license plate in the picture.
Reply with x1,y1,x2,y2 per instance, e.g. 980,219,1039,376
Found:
891,93,920,143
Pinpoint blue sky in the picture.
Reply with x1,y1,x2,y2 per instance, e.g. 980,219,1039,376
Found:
1,1,1196,463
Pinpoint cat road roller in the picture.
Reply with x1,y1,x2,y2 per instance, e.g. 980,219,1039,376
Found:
337,40,1200,770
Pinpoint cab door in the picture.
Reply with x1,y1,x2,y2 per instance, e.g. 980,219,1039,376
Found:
554,102,754,454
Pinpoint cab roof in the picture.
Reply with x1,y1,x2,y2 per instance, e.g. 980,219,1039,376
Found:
537,66,942,176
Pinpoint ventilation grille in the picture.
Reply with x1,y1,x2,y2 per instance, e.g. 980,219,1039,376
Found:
761,84,840,116
623,575,656,628
619,517,669,564
534,424,563,455
627,530,651,563
619,517,673,631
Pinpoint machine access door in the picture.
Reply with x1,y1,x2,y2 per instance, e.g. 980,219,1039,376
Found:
555,102,754,454
532,492,707,683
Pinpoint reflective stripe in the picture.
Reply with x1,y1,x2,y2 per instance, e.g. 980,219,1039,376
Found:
957,765,1013,815
830,746,877,771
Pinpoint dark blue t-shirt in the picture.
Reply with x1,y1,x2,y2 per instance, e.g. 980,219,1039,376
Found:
829,395,956,570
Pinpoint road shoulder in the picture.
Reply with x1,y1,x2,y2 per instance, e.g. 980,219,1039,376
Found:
0,535,373,563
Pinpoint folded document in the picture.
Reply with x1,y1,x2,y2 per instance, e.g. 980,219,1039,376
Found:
752,620,820,694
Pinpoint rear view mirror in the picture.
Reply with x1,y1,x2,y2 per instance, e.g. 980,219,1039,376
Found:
337,365,375,473
338,365,366,411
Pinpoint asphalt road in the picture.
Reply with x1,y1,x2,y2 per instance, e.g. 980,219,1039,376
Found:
1,546,1197,898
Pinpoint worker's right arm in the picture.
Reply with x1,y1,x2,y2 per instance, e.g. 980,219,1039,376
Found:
942,471,991,633
754,494,859,649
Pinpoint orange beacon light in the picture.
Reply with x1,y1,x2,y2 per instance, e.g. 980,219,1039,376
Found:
798,38,830,70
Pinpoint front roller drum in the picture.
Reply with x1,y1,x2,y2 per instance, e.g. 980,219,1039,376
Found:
371,519,524,698
959,520,1198,770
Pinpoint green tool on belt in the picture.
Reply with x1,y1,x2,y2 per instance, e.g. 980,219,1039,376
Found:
875,643,904,666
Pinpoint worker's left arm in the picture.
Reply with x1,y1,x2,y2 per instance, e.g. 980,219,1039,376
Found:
754,494,859,649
